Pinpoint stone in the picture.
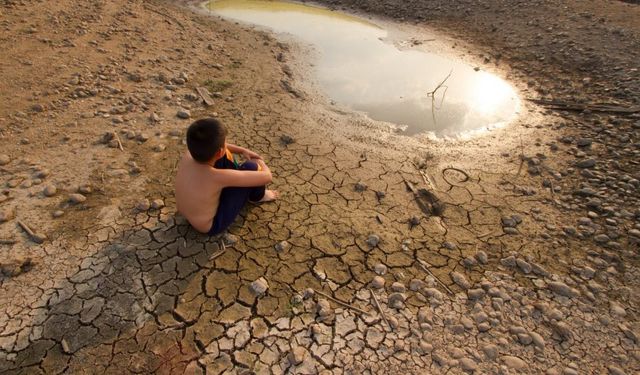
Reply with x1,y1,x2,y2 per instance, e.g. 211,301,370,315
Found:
390,282,406,293
366,234,380,247
150,199,164,209
177,109,191,119
43,184,57,197
303,288,315,299
607,366,626,375
249,277,269,296
135,199,150,211
280,134,295,145
222,233,238,245
354,182,368,191
481,344,498,360
68,193,86,204
373,263,387,275
388,293,406,309
409,279,425,291
459,357,477,372
467,288,486,300
0,154,10,166
529,331,545,349
502,356,527,370
316,299,331,316
576,159,596,168
274,240,290,252
52,210,64,218
547,281,578,298
475,251,488,264
288,347,307,366
451,272,471,290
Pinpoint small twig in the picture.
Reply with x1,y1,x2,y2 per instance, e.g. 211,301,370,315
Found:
114,133,124,152
426,69,453,123
17,220,35,237
314,289,370,315
417,258,454,295
0,238,17,245
478,230,495,239
369,288,390,330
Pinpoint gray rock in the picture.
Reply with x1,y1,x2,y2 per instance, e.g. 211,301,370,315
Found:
135,198,150,211
451,272,471,290
68,193,86,204
43,185,57,197
275,240,290,252
516,259,532,274
547,281,578,298
529,331,545,349
409,278,425,291
366,234,380,247
150,199,164,209
249,277,269,296
303,288,315,299
502,356,527,370
373,263,387,275
607,365,627,375
501,256,517,267
390,282,406,293
370,276,385,289
576,159,596,168
576,138,592,147
467,288,486,300
288,347,307,366
222,233,238,245
0,154,10,166
176,109,191,119
475,251,488,264
481,344,498,360
354,182,368,192
459,357,477,372
388,292,406,309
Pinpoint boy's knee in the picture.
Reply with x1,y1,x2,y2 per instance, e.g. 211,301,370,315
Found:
240,160,258,171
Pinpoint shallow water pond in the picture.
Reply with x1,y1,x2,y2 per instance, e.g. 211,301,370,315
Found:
206,0,520,137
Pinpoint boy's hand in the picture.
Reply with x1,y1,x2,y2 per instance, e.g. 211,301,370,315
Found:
242,149,262,160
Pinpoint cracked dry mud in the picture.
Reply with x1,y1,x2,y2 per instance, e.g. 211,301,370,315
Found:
1,0,639,374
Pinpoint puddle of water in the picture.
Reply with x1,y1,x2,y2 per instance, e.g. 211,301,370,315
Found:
206,0,520,137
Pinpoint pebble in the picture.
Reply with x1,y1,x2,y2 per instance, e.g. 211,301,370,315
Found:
43,185,57,197
388,292,406,309
409,279,425,291
52,210,64,218
0,154,10,165
302,288,315,299
390,282,406,293
0,208,15,223
222,233,238,245
288,346,307,366
502,355,527,370
529,331,545,349
280,134,295,144
576,158,596,168
176,109,191,119
547,281,578,297
354,182,368,191
373,263,387,275
475,251,488,264
370,276,385,289
150,199,164,209
274,240,290,252
481,344,498,360
459,357,477,372
366,234,380,247
135,199,150,211
68,193,86,204
249,277,269,296
451,272,471,290
607,366,627,375
387,316,399,330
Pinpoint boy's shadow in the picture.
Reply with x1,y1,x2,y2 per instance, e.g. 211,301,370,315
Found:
1,213,226,374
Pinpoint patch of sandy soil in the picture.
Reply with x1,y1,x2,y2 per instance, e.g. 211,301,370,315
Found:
0,0,638,374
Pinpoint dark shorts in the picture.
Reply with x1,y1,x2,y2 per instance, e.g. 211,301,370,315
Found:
208,156,265,235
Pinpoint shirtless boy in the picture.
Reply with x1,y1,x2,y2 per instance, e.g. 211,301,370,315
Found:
175,118,278,235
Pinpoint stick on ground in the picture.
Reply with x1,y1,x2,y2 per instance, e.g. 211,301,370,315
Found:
314,289,370,315
417,258,454,295
369,288,391,330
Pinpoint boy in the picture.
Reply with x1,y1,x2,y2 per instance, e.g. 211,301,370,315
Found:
175,118,278,235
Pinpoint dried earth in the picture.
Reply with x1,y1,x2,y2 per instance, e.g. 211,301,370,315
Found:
0,0,638,374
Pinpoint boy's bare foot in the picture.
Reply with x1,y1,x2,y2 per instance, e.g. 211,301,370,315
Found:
259,190,279,202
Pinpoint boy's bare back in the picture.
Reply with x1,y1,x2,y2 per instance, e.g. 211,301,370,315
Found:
175,152,223,233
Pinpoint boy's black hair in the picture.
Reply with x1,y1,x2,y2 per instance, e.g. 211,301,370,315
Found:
186,118,227,163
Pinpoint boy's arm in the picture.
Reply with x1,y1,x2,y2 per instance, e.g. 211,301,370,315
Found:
227,143,262,160
215,168,272,188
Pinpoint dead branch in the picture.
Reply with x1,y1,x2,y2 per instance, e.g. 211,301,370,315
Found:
426,69,453,123
369,288,391,330
314,289,370,315
417,258,454,295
